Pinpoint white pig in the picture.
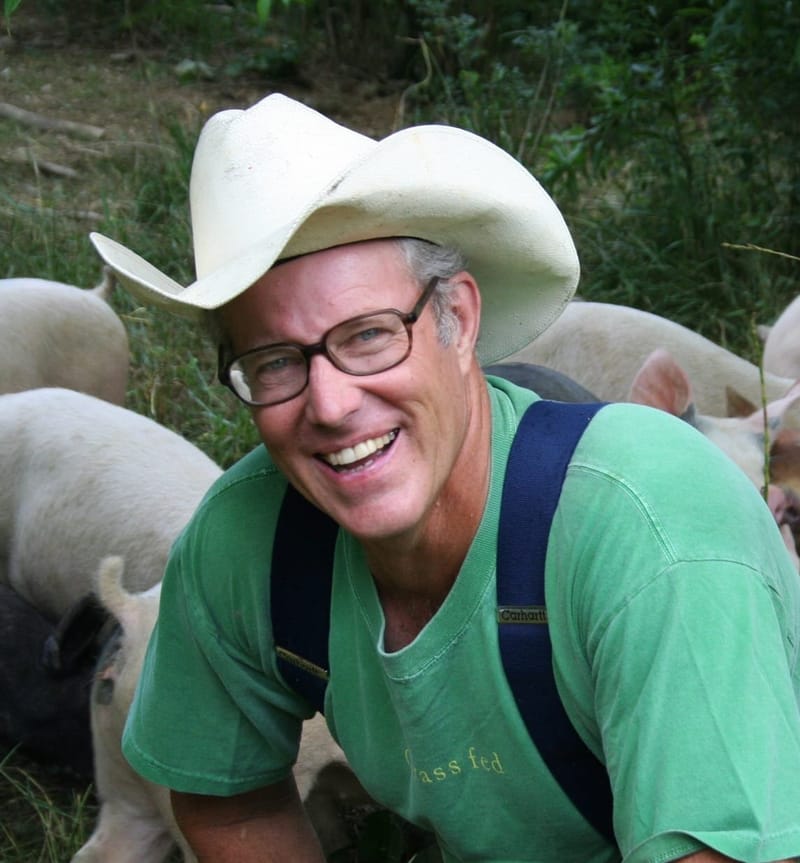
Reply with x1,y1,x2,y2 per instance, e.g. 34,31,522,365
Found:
0,388,222,620
762,294,800,381
0,269,129,405
73,556,370,863
507,300,793,416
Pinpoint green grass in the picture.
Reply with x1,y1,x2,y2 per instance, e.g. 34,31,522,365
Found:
0,751,96,861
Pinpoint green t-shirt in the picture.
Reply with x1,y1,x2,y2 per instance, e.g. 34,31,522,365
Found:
123,377,800,863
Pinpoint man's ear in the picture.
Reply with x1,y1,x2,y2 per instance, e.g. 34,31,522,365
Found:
448,271,482,369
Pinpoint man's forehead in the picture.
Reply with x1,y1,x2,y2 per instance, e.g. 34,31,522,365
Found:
251,240,413,303
270,237,408,277
222,243,416,341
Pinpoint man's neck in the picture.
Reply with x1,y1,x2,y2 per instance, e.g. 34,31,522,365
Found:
365,369,493,649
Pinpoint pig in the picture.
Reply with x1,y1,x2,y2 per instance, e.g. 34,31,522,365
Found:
0,268,129,405
0,387,223,620
0,584,102,777
761,294,800,381
72,556,371,863
506,300,793,417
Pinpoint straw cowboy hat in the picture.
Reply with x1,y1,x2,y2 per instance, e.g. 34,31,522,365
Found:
90,93,579,364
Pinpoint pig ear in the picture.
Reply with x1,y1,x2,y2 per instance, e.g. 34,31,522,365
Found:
775,396,800,436
42,594,110,677
726,386,758,417
627,348,693,417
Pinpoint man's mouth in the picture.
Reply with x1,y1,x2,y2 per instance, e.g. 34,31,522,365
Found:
320,429,398,471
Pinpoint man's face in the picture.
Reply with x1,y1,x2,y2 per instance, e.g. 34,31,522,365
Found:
220,239,482,545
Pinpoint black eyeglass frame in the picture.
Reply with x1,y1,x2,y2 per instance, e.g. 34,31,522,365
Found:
218,275,441,407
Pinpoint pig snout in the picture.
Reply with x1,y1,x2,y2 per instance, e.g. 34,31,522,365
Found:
765,485,800,569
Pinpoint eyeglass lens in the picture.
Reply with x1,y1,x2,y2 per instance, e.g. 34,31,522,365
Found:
228,310,412,405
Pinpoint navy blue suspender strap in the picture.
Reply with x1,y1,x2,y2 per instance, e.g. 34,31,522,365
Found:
271,483,338,713
497,398,614,843
270,398,614,843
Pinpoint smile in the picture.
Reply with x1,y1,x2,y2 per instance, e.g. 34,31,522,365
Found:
320,429,398,470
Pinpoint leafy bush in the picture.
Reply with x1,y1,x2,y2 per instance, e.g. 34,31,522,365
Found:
401,0,799,355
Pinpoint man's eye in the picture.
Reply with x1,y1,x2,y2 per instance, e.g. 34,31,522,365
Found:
251,354,300,378
260,356,289,372
355,326,388,342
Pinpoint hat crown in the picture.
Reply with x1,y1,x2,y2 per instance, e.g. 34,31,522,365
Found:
190,94,375,279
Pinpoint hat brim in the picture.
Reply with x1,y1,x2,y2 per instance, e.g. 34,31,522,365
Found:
90,114,578,364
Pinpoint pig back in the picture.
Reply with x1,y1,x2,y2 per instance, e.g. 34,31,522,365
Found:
0,388,222,619
0,278,129,405
508,301,793,416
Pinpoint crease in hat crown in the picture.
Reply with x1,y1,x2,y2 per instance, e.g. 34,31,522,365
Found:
90,92,580,364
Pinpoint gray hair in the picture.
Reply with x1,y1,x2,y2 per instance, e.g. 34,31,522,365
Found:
396,238,468,347
208,237,469,354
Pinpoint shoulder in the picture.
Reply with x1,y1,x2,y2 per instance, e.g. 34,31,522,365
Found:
168,444,289,605
189,444,286,538
569,401,764,529
551,401,798,617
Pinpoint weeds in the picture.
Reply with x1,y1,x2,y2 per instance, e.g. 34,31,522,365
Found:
0,752,95,861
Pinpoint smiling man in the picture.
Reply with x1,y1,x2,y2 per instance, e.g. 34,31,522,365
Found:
91,94,800,863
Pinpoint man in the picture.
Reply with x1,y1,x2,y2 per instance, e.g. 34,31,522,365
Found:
90,94,800,863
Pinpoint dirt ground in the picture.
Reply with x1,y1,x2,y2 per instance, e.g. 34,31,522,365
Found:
0,2,406,236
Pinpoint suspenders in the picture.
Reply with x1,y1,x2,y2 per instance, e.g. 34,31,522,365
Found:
496,399,613,841
270,399,614,843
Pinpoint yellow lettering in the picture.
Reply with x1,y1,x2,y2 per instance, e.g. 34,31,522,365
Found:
465,746,507,776
403,749,500,783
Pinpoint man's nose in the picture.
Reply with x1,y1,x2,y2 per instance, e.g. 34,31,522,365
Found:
303,354,364,426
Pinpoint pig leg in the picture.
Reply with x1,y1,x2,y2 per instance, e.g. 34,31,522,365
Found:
71,799,177,863
72,627,190,863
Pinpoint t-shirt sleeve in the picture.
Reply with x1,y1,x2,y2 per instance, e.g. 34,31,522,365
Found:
122,472,315,796
600,560,800,863
550,403,800,863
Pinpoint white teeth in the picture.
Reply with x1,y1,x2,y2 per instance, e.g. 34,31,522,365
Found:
324,430,397,467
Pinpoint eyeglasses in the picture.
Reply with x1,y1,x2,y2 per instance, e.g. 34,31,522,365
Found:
218,276,440,407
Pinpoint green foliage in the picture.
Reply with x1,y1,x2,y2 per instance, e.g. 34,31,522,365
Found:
405,0,581,162
222,34,301,80
399,0,798,354
3,0,23,22
256,0,310,25
545,0,799,347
